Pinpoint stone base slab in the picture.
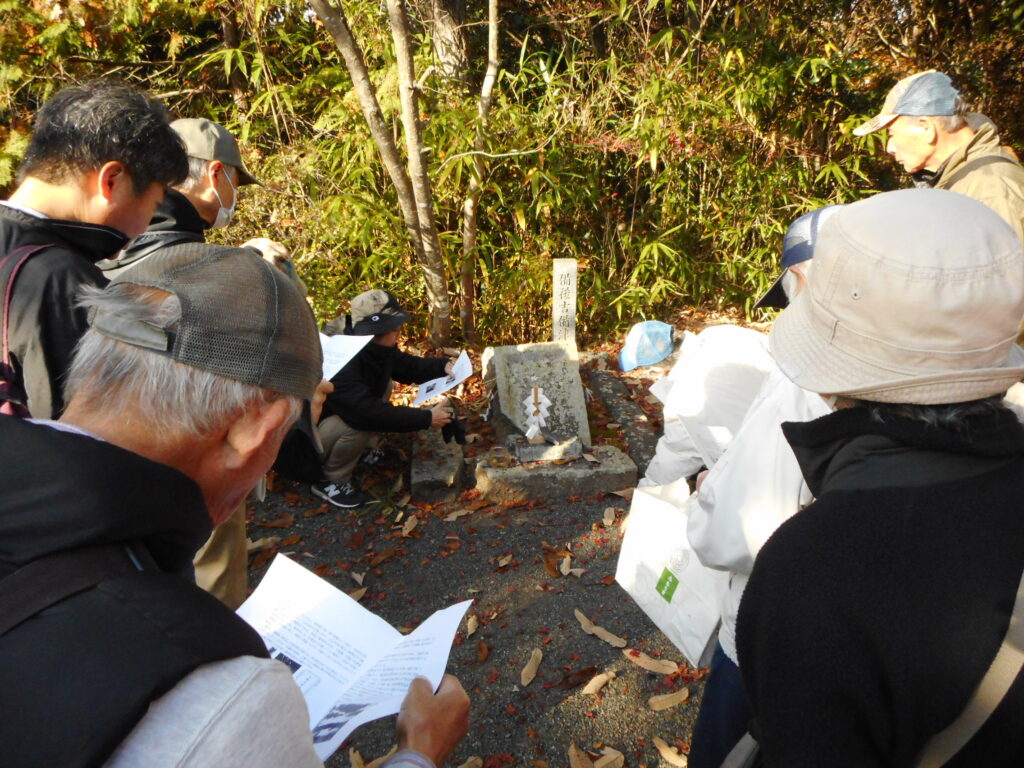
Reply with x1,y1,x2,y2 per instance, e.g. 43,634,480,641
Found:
475,444,637,503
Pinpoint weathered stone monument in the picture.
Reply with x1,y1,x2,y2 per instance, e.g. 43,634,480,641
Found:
474,258,637,501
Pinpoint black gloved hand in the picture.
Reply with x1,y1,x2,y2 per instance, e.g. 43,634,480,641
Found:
442,418,467,445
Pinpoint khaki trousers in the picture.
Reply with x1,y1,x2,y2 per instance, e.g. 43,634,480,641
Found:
318,381,391,486
193,500,249,610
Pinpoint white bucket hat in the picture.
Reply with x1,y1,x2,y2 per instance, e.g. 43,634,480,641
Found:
770,188,1024,404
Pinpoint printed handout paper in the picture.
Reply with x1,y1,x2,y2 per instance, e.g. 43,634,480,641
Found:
320,333,373,381
413,350,473,406
237,555,471,759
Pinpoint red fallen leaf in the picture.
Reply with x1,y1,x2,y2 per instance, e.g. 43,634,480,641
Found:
506,704,518,715
258,512,295,529
600,575,616,586
250,549,274,571
527,726,538,739
557,666,598,689
486,668,500,684
477,642,490,662
284,492,300,505
313,564,335,577
280,534,301,547
346,530,365,549
304,504,328,518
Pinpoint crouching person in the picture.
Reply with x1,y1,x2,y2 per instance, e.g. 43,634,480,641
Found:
314,289,453,508
0,245,469,768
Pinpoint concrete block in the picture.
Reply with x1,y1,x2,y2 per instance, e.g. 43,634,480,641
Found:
410,427,463,502
475,444,636,503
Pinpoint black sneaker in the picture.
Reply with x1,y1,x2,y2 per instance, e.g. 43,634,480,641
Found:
311,481,370,508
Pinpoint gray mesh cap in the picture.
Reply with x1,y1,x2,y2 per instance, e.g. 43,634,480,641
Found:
96,243,322,400
853,71,960,136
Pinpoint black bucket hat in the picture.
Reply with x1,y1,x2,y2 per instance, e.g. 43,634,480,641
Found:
345,289,411,336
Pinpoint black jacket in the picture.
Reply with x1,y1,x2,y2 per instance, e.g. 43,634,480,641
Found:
0,418,268,768
98,188,207,277
0,204,125,418
322,340,447,432
736,406,1024,767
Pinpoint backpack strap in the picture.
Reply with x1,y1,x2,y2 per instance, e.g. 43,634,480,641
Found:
0,542,158,637
1,244,53,367
915,565,1024,767
941,154,1020,190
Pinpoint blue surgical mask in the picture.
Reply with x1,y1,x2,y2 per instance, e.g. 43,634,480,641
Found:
211,169,237,229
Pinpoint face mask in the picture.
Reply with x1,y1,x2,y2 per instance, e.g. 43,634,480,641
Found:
211,169,237,230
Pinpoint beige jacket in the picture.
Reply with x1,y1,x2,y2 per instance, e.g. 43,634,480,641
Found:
932,114,1024,244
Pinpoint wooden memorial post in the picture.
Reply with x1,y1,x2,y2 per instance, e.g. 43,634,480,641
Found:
552,258,577,342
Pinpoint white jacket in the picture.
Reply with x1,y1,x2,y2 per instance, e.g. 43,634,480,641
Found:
642,326,775,486
686,364,831,663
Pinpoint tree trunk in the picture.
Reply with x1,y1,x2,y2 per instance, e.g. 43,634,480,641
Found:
310,0,452,344
386,0,453,345
430,0,469,89
460,0,499,346
219,1,249,113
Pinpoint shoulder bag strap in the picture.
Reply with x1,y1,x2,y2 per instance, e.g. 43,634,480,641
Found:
1,244,54,366
0,542,157,637
915,565,1024,768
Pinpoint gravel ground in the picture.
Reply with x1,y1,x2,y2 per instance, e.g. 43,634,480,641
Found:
248,460,706,768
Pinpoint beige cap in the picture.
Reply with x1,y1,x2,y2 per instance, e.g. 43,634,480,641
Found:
769,188,1024,404
170,118,260,185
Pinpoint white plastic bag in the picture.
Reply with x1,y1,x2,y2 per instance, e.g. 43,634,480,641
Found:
615,480,729,667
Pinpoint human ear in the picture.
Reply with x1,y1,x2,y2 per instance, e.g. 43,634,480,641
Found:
222,398,294,470
96,161,130,202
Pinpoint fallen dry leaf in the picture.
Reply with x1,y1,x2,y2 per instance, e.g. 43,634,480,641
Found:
497,553,513,569
347,587,368,602
444,508,472,522
543,552,562,578
250,549,274,570
304,504,328,518
568,567,586,578
582,452,601,464
593,747,625,768
575,609,627,648
350,748,365,768
476,641,490,662
246,536,280,554
395,492,411,508
259,512,296,529
603,507,616,527
559,554,572,576
401,516,418,537
520,648,543,686
466,614,479,637
557,665,598,689
390,475,404,494
653,737,687,767
608,488,634,501
581,670,615,695
456,759,482,768
351,571,365,586
648,688,690,711
622,649,678,675
569,743,594,768
366,746,398,768
368,549,397,567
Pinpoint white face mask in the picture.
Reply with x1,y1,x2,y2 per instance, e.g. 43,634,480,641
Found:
211,168,237,230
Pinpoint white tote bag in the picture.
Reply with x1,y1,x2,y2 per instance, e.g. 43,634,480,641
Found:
615,480,729,668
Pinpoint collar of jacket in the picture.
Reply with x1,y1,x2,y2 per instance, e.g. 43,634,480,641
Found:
782,405,1024,497
0,203,128,263
0,418,211,579
144,187,210,236
931,112,1004,181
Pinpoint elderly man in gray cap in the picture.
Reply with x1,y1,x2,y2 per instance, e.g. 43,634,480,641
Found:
102,117,309,607
733,188,1024,766
854,70,1024,243
0,245,469,768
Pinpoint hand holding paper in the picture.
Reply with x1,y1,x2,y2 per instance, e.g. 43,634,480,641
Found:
414,351,473,406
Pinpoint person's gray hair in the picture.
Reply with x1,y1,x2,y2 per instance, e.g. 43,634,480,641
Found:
173,156,214,194
65,283,301,437
852,395,1006,431
932,93,968,132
